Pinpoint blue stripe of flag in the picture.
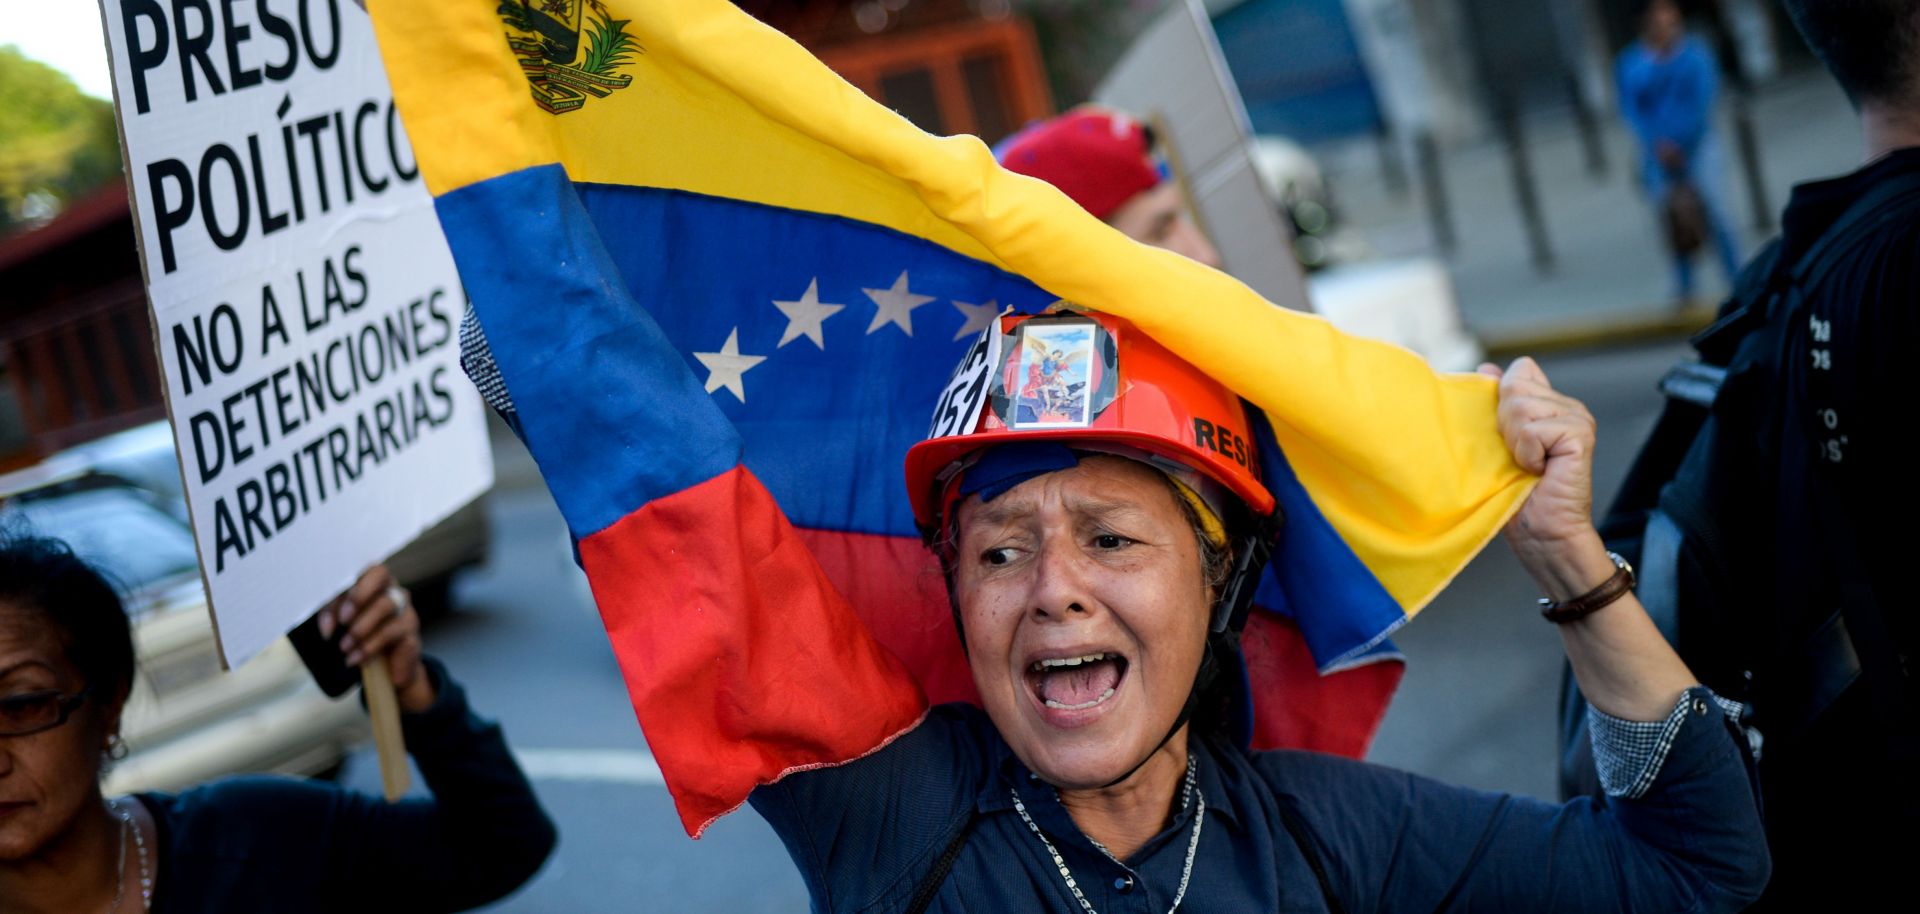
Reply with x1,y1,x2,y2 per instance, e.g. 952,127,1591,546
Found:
436,165,743,539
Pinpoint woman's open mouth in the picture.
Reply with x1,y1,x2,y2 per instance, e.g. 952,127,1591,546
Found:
1026,651,1130,721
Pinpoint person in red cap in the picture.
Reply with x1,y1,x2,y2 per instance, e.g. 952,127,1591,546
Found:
996,107,1224,269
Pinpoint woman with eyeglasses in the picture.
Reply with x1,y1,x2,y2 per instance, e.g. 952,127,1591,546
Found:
0,534,555,913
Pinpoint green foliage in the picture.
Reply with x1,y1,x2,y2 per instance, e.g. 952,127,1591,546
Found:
580,12,637,75
0,46,122,235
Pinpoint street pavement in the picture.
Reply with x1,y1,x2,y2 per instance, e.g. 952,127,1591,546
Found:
335,337,1694,911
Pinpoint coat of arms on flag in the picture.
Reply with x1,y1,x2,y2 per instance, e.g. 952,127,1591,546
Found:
498,0,638,114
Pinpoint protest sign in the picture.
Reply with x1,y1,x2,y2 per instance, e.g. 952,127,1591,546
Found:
99,0,492,667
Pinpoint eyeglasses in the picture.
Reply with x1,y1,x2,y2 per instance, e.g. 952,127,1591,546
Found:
0,687,92,738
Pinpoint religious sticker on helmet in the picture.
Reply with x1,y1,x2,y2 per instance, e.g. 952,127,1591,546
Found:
1008,320,1098,429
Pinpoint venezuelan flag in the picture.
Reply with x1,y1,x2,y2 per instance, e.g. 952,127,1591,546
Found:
366,0,1534,836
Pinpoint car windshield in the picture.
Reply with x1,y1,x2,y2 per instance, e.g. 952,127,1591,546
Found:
65,423,187,503
5,486,201,594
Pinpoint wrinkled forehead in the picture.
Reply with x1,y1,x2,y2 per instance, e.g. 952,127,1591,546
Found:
0,602,76,680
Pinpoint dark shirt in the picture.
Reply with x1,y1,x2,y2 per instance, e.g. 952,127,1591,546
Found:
1772,146,1920,539
752,690,1766,913
136,658,556,913
1737,146,1920,907
1774,148,1920,654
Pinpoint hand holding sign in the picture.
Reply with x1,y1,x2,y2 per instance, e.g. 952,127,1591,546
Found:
315,563,425,799
316,564,433,712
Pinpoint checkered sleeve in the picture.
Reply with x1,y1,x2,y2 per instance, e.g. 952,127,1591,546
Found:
459,305,520,427
1588,690,1748,799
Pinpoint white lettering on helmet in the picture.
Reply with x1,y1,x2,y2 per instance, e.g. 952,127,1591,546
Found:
927,324,1001,440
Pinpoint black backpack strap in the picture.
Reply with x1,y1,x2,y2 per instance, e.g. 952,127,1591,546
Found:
1785,169,1920,291
1599,240,1783,538
904,813,977,914
1276,799,1347,914
1688,238,1787,365
1690,167,1920,366
1574,241,1783,799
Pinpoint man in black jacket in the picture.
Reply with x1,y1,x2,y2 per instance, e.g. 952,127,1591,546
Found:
1601,2,1920,907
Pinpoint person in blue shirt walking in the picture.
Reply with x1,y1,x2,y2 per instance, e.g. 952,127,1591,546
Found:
1617,0,1744,302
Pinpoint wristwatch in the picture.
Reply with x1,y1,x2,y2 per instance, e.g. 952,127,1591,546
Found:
1538,551,1636,624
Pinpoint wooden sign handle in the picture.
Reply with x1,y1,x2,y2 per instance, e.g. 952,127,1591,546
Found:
361,656,411,801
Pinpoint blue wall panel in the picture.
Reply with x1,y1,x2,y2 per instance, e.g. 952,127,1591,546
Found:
1213,0,1383,143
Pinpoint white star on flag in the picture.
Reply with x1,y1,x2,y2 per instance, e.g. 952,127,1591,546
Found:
950,299,1000,341
694,328,767,403
862,270,936,336
772,278,844,349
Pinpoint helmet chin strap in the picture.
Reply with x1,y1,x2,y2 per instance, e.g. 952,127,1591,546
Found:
1088,630,1230,790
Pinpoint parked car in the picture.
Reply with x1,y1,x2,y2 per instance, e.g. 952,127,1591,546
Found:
52,420,490,613
0,469,367,793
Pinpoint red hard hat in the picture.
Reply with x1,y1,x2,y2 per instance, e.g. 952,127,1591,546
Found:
905,309,1274,536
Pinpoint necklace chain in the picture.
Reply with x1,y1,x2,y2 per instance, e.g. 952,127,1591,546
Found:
1010,754,1205,914
109,805,125,913
107,799,152,913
